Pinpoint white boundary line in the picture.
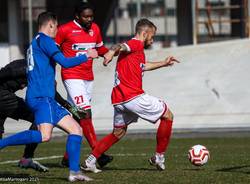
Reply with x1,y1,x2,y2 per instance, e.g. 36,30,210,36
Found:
0,153,148,165
0,155,63,165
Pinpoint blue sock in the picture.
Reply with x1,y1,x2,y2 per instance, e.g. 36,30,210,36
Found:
66,134,82,172
0,130,42,149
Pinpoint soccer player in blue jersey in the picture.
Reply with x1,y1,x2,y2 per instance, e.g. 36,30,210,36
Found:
0,12,97,182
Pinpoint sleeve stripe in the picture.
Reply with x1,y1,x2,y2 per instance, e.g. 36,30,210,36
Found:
123,43,131,52
96,41,104,48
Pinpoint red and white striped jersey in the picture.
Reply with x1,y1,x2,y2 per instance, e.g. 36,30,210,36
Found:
111,38,146,105
55,20,107,80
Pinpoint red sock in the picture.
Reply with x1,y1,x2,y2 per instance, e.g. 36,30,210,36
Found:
156,119,173,154
92,133,119,158
63,152,68,160
80,118,97,149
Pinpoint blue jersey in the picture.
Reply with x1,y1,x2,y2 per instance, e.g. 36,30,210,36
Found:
26,32,88,99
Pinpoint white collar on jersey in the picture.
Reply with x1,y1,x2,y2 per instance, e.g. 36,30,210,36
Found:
73,20,83,29
132,37,140,40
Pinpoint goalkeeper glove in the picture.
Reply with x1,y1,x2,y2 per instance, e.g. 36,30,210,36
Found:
67,105,87,121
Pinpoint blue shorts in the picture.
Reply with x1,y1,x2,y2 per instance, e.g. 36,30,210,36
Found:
26,97,69,126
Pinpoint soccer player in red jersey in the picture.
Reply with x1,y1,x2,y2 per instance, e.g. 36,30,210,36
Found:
83,18,179,172
55,2,112,168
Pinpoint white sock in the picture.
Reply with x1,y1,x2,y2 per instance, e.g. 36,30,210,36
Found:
86,154,97,165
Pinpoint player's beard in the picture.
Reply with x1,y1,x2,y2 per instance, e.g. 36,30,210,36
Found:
144,39,153,49
144,44,152,49
81,22,92,31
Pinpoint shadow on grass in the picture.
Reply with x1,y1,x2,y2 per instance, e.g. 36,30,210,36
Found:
102,167,157,171
43,163,158,171
43,163,65,168
38,175,67,182
216,165,250,174
39,163,162,174
183,168,206,171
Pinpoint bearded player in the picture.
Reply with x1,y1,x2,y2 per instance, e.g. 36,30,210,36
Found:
55,1,113,168
83,18,179,173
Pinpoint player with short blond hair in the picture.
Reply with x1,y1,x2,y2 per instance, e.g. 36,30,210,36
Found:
83,18,179,173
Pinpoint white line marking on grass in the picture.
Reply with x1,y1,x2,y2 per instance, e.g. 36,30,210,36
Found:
0,155,63,165
0,153,149,165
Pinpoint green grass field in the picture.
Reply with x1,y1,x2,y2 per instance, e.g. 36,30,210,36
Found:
0,136,250,184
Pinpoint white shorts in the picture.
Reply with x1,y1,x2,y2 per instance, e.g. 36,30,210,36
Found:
63,79,93,110
113,94,167,128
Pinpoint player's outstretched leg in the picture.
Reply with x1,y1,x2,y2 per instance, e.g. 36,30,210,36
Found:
83,127,125,173
61,109,113,168
0,130,42,149
18,158,49,172
149,109,173,171
0,130,47,171
80,109,114,168
18,124,49,172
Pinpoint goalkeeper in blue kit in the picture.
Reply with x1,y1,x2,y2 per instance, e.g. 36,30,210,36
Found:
0,11,98,182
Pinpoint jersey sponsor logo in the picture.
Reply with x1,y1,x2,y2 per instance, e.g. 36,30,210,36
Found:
72,30,82,33
76,51,87,56
72,44,87,51
71,30,82,36
71,43,96,51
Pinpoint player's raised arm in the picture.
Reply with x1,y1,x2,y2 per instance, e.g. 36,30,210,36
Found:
144,56,180,71
103,43,128,66
55,48,98,68
41,35,98,68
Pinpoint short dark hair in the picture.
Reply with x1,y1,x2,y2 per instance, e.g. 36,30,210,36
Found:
135,18,157,34
74,1,94,16
37,11,57,27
